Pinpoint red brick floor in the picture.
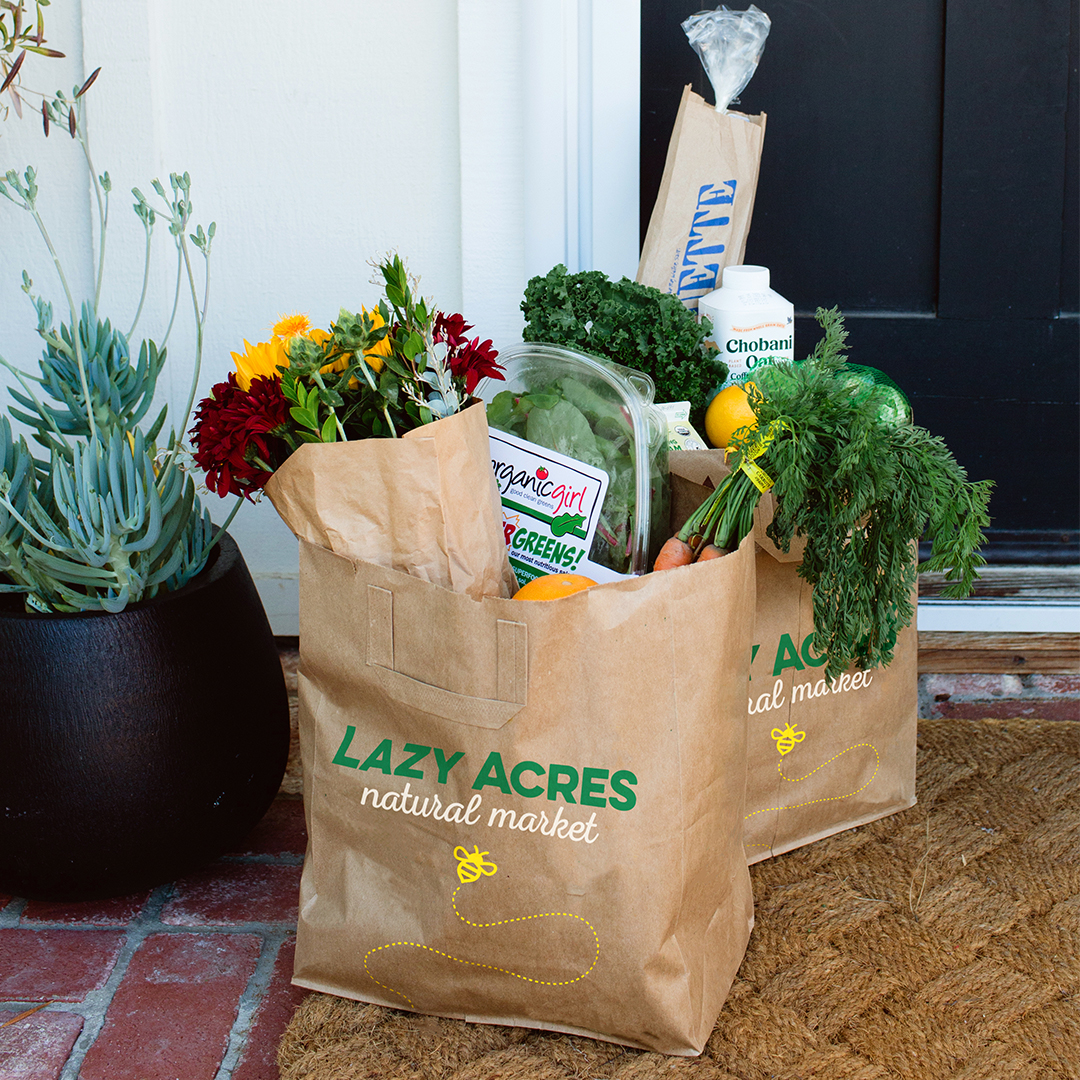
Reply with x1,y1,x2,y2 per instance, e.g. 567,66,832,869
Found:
2,649,1072,1078
0,797,308,1080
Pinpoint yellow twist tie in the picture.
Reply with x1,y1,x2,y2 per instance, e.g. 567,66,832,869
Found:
736,419,785,492
740,458,774,492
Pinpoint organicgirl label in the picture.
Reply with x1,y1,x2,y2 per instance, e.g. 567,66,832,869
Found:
488,428,625,586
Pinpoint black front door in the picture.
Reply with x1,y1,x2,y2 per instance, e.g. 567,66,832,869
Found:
641,0,1079,561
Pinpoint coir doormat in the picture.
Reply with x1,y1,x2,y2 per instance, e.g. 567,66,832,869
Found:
278,719,1079,1079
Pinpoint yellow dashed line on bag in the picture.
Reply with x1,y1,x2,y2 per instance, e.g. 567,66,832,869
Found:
364,883,600,1006
744,742,881,823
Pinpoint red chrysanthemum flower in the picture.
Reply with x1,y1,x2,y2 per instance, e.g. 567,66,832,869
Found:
190,373,291,500
434,312,505,396
433,312,470,349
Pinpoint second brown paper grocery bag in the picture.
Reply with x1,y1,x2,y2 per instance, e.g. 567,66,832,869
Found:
670,450,917,863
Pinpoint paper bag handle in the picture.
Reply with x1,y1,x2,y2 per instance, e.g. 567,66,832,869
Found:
366,585,527,730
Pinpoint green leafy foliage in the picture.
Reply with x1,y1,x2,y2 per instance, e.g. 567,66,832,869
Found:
275,255,489,443
275,257,441,441
722,307,993,679
520,264,726,428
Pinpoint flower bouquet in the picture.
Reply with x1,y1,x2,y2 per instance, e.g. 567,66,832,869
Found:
192,256,516,599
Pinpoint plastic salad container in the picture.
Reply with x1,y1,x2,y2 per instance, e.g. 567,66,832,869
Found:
483,343,670,583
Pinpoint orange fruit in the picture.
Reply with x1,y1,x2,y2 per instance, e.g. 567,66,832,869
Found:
704,383,758,448
512,573,597,600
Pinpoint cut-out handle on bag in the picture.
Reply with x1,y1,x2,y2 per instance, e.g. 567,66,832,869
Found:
366,585,527,730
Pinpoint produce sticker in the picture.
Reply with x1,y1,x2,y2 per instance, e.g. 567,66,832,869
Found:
488,427,624,587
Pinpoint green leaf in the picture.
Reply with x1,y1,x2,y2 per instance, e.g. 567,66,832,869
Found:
319,414,337,443
289,406,319,432
486,390,517,431
380,351,409,378
378,369,399,406
402,330,424,363
525,399,603,470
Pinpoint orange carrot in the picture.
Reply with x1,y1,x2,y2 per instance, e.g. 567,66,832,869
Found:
695,543,730,561
653,536,695,571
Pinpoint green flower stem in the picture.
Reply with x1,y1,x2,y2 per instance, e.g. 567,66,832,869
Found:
160,245,182,348
307,370,347,442
381,401,398,438
206,495,243,551
357,354,398,438
157,235,204,490
27,204,97,442
73,101,109,314
358,354,379,391
177,235,204,429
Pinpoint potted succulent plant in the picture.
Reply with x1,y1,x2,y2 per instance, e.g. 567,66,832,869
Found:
0,71,288,900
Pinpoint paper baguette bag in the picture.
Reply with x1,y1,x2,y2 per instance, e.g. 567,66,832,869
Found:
638,85,766,310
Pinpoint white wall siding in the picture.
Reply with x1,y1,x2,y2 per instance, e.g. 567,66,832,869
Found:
1,0,641,633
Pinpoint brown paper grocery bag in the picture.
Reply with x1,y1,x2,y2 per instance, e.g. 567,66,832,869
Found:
746,549,918,861
291,534,757,1055
265,400,516,601
669,450,917,864
637,85,766,310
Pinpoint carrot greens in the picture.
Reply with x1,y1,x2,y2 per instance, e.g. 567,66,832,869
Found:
663,308,993,681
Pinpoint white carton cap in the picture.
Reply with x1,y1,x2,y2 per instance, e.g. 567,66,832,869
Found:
721,264,770,290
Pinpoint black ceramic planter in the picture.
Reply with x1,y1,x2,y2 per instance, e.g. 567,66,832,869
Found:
0,533,290,901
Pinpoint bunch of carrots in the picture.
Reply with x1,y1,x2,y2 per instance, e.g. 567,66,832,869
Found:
653,461,761,570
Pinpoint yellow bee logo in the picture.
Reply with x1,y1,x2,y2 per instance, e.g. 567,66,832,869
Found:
454,845,498,884
771,722,806,756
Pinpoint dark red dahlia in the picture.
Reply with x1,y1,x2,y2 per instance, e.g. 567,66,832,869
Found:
434,312,505,396
190,373,291,500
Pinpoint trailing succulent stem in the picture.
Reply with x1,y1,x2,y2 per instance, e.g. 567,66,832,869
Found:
0,79,224,612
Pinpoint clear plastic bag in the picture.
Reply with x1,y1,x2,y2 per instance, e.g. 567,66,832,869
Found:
682,5,771,113
483,344,670,580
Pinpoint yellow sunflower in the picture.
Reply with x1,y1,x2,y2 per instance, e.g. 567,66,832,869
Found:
231,338,288,392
